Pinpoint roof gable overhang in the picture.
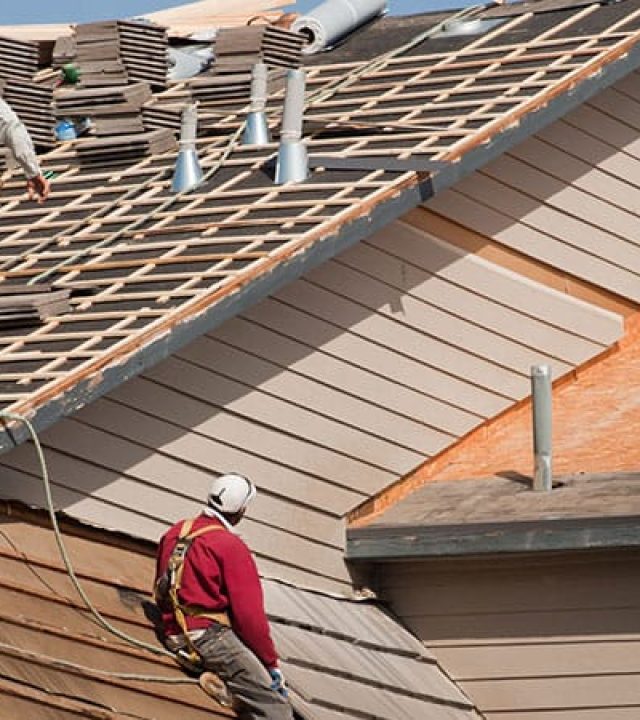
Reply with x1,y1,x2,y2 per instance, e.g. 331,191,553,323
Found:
2,5,640,450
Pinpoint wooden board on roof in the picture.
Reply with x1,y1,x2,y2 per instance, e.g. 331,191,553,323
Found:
143,0,290,37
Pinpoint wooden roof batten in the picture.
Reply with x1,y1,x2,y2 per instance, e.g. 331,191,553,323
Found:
0,1,639,451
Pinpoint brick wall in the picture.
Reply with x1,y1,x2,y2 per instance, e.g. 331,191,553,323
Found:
352,312,640,525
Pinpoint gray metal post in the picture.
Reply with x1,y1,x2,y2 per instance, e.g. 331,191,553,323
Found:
531,364,553,491
275,68,308,184
171,103,202,193
243,62,271,146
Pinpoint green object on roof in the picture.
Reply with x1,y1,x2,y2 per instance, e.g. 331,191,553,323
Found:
61,64,81,85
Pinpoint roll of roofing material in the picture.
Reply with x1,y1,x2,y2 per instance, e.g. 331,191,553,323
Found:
292,0,387,54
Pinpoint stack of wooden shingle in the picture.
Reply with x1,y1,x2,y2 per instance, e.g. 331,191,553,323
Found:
55,82,151,136
185,67,285,107
0,35,56,149
75,127,176,164
1,79,56,149
0,34,41,81
213,25,304,73
75,19,168,89
0,285,71,329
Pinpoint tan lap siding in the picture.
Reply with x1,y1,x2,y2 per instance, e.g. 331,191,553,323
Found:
376,552,640,719
426,74,640,304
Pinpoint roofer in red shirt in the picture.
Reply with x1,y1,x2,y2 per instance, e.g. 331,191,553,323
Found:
154,473,293,719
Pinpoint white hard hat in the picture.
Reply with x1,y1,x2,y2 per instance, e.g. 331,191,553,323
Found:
207,473,256,515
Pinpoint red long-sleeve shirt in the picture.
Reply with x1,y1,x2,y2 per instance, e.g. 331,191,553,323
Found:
155,514,278,669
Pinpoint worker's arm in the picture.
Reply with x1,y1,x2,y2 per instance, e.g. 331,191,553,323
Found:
221,535,279,669
0,98,49,202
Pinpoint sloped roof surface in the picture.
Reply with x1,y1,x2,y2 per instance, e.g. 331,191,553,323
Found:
0,501,480,719
265,578,480,720
0,0,640,451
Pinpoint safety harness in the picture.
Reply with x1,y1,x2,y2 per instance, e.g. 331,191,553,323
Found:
155,518,231,669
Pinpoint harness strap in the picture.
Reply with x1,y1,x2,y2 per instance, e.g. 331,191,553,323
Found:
166,518,228,665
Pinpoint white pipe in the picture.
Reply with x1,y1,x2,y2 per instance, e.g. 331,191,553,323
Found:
531,364,553,492
292,0,387,55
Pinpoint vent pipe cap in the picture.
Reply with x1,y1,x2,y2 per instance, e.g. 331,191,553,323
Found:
171,103,203,194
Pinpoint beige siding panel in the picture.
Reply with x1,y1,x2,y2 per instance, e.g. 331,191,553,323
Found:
0,452,352,589
244,299,506,418
199,324,473,438
464,676,640,712
375,552,640,718
306,259,563,377
75,397,366,515
480,710,640,720
588,84,640,132
344,230,613,362
427,189,640,300
368,219,622,344
173,340,443,458
108,376,395,495
453,170,640,272
275,279,527,398
229,306,494,424
561,103,640,159
537,118,640,190
483,154,640,249
0,461,168,541
433,639,640,678
35,418,346,549
614,69,640,102
510,134,640,214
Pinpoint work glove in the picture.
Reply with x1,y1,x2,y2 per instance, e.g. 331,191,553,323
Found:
269,667,288,698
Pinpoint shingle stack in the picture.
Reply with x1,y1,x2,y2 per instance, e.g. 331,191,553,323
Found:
0,35,41,81
0,35,56,149
75,19,169,90
185,68,285,108
75,127,176,164
213,25,304,73
1,80,56,149
181,25,300,107
55,82,151,136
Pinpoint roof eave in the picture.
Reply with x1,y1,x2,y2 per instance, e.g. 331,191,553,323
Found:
346,515,640,562
2,37,640,452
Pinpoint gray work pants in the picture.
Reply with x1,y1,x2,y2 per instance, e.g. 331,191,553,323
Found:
193,624,294,720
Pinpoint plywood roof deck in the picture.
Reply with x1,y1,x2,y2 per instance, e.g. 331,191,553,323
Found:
0,1,638,448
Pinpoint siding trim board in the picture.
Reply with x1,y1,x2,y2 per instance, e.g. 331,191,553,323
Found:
3,26,640,454
347,515,640,561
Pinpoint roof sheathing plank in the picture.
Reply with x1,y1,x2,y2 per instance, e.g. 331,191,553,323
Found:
0,3,639,449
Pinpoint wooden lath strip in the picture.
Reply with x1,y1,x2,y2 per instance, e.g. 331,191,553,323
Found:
400,3,608,153
48,251,271,273
382,30,634,68
431,6,640,162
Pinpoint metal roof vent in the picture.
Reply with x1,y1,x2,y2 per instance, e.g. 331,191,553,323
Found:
242,62,271,146
531,364,553,492
275,68,308,184
171,103,202,193
431,17,503,38
292,0,387,55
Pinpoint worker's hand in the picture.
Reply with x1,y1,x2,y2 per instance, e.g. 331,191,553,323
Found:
27,174,50,204
268,667,288,698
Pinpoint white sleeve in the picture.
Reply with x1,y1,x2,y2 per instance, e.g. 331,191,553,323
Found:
0,98,41,179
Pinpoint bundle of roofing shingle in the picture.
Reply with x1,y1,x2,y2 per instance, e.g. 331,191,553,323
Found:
213,25,304,73
55,82,151,136
0,34,42,81
75,127,176,164
186,67,285,107
0,285,71,328
0,79,56,149
75,19,169,89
